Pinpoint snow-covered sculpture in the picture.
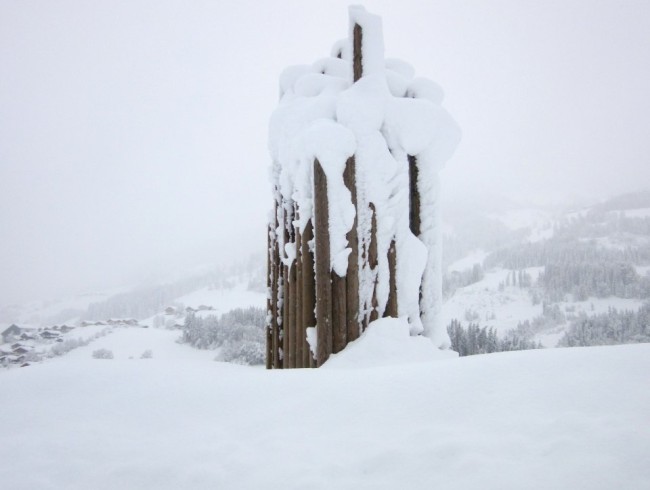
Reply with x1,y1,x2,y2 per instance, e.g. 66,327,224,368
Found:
267,6,460,368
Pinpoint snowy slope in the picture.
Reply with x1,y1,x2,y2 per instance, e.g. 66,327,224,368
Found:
488,208,555,242
58,327,217,363
1,328,649,490
176,283,265,314
443,267,543,334
443,265,645,346
442,191,650,346
0,290,118,329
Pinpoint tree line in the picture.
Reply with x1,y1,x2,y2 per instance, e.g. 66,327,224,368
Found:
558,302,650,347
446,319,542,357
181,307,266,365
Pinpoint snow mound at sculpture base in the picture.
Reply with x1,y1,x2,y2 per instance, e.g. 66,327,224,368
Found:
323,317,458,369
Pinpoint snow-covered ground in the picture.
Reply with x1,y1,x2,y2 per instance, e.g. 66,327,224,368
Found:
1,326,648,489
443,267,544,334
443,262,645,346
57,327,216,363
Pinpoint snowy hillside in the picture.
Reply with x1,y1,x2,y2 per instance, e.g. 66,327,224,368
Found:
442,191,650,348
1,326,648,489
0,260,267,368
0,258,266,330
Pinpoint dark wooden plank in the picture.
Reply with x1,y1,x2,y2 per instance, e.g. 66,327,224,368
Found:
288,260,296,368
301,220,317,368
272,206,283,369
314,159,332,366
332,271,347,353
408,155,421,237
353,23,363,82
281,206,290,368
266,223,273,369
368,202,379,324
295,221,303,368
344,156,360,342
385,238,398,318
282,262,289,367
408,154,425,316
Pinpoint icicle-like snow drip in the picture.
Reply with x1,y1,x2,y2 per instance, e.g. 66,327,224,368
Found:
267,7,461,367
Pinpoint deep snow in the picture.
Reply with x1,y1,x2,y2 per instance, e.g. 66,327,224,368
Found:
1,326,648,489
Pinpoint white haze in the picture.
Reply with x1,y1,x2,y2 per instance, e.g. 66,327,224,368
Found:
1,0,649,304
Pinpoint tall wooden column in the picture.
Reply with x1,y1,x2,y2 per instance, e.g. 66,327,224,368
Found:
301,220,317,367
266,223,273,369
314,159,332,366
295,217,304,368
344,157,360,342
408,155,421,236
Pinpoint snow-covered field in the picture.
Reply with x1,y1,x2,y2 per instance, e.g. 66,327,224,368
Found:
443,263,645,345
1,326,648,489
443,267,544,334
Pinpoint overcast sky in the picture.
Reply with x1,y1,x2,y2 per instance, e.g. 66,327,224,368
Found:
1,0,649,304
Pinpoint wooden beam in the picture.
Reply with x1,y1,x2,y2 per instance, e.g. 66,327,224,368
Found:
353,23,363,82
281,206,290,368
385,238,398,318
301,220,317,368
344,156,360,342
272,205,283,369
288,260,296,368
368,202,379,325
408,155,421,237
266,223,273,369
314,159,332,366
332,271,347,354
282,261,289,368
295,221,303,368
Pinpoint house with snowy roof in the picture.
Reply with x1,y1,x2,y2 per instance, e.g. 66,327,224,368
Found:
2,324,22,343
266,7,459,368
40,330,60,340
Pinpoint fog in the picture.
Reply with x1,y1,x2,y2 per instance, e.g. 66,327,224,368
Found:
1,0,649,305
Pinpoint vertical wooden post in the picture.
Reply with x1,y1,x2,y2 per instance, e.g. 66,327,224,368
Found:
353,23,363,82
266,223,273,369
295,218,304,368
385,239,398,318
332,271,347,353
282,261,289,365
408,155,421,237
288,259,296,368
314,159,332,366
286,205,297,369
273,205,283,369
408,154,425,318
282,206,290,367
368,203,379,325
344,157,360,342
301,220,317,368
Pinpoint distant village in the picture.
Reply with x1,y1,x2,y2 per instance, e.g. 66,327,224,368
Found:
0,320,132,367
1,302,219,368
